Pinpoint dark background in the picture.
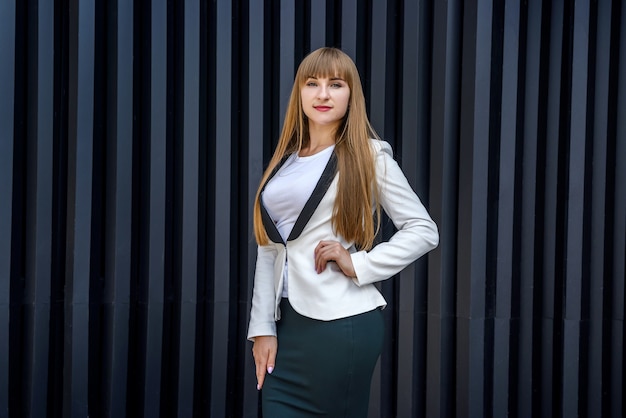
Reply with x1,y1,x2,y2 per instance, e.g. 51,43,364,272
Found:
0,0,624,417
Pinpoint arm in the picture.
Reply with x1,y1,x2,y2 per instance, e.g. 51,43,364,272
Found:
247,244,278,340
350,140,439,285
248,244,279,389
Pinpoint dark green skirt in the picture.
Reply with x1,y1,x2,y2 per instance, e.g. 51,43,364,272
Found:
262,299,384,417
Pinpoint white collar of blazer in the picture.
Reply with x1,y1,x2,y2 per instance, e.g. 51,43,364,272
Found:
261,151,338,244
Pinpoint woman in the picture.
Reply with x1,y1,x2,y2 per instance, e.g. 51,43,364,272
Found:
247,47,439,417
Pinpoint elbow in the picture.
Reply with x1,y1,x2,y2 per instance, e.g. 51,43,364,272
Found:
426,220,440,250
407,220,439,255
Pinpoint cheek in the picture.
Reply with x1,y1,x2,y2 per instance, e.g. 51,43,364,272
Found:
299,89,309,105
338,95,351,115
339,91,351,109
300,94,310,116
302,106,314,120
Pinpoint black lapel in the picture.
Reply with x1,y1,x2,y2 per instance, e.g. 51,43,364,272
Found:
260,202,284,244
287,152,338,241
260,151,338,244
260,155,290,244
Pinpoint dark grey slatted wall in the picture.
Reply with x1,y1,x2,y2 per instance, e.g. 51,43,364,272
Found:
0,1,16,416
0,1,624,417
517,1,541,416
103,1,133,415
613,6,626,418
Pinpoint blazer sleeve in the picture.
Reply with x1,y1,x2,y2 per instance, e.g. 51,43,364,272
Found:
350,140,439,286
247,244,278,341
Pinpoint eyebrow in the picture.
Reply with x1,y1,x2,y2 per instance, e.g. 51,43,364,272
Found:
306,75,346,81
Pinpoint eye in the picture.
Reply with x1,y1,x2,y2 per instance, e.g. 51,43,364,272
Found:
305,81,318,87
329,78,347,88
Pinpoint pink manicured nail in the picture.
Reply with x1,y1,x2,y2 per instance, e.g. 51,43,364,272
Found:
257,384,260,390
268,366,274,374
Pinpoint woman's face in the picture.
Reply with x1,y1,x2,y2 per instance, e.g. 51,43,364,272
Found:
300,75,351,129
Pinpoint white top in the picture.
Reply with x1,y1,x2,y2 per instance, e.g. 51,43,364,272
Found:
262,145,335,297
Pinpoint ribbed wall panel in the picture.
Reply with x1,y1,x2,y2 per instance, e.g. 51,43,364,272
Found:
0,1,623,417
0,1,16,416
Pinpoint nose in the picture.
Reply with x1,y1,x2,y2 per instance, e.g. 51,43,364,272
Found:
318,85,330,99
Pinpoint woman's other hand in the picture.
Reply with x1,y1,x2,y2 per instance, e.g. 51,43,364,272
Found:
252,335,277,390
314,240,356,277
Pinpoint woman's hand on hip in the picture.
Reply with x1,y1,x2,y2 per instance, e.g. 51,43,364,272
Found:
314,240,356,277
252,335,277,390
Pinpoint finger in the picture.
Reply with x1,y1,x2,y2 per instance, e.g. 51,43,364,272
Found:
314,240,327,256
267,347,277,375
254,352,267,390
257,369,266,390
316,248,336,273
258,353,277,390
315,248,328,273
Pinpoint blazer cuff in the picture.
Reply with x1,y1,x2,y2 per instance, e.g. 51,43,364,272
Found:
247,321,277,342
350,250,374,286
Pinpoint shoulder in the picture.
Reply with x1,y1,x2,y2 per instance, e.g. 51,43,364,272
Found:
369,138,393,157
369,139,394,169
369,139,404,183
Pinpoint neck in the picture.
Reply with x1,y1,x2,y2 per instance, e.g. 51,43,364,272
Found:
306,123,337,150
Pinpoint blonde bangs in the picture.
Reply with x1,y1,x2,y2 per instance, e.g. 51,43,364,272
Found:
294,48,355,89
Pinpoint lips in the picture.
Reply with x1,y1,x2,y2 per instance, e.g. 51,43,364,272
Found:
314,106,332,112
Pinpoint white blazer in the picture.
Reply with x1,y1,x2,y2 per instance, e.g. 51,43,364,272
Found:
247,140,439,340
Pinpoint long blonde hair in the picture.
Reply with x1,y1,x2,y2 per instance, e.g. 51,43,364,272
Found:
253,47,381,250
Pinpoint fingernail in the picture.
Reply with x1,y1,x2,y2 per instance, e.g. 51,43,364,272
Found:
267,366,274,374
257,384,260,390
